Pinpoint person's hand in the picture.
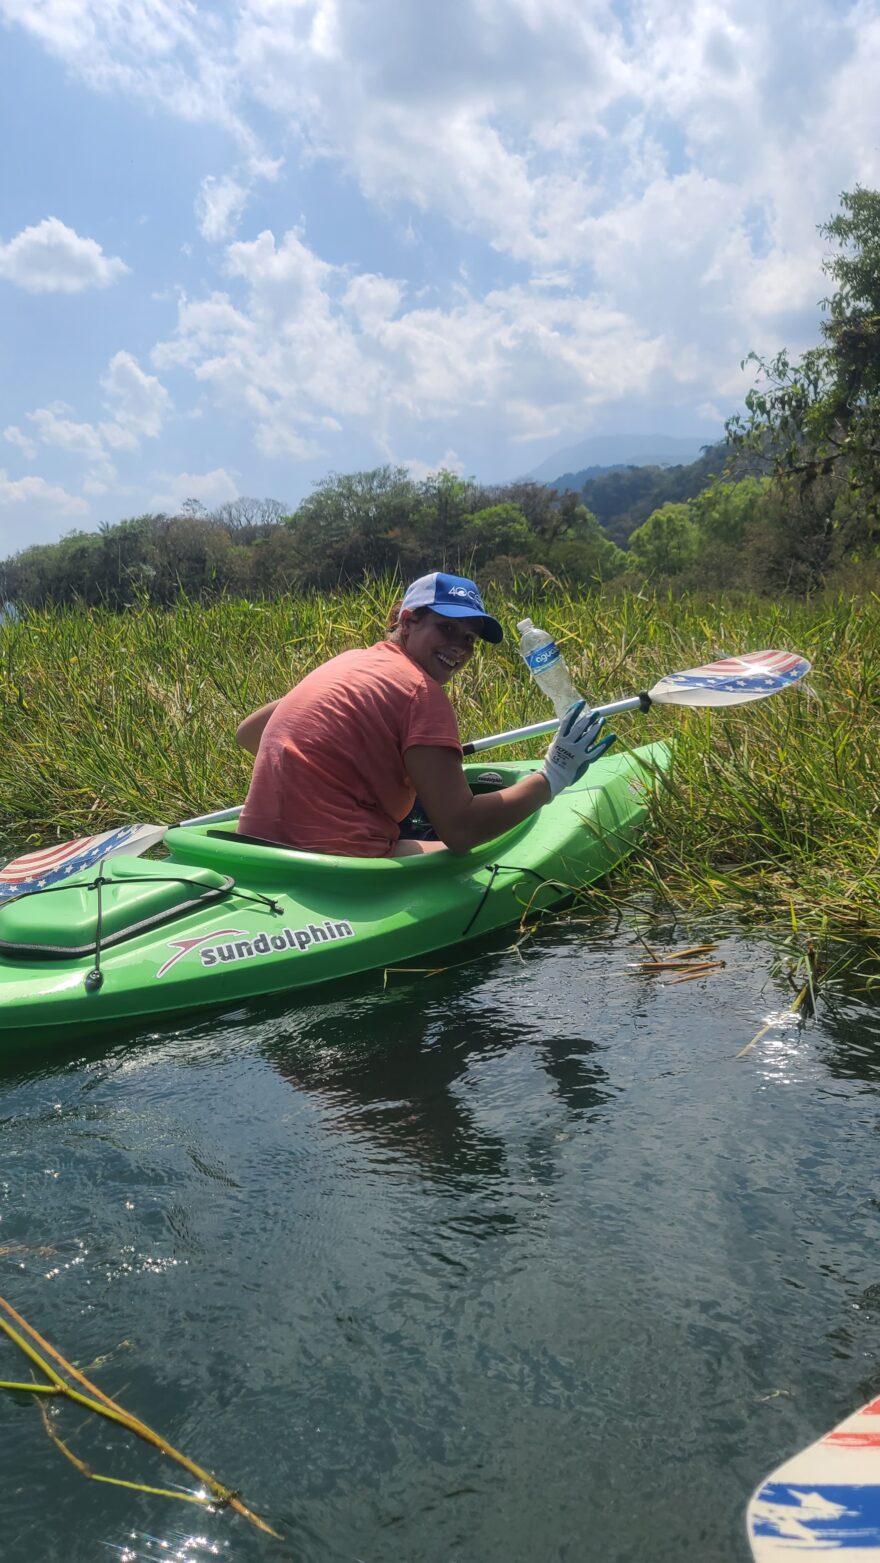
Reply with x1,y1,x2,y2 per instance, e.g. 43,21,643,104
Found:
541,702,616,799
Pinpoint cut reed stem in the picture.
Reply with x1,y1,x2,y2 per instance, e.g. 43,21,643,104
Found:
0,1297,280,1538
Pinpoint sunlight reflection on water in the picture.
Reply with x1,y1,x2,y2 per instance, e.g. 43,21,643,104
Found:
107,1533,226,1563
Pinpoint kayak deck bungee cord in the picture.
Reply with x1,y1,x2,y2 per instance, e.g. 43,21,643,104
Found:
0,747,668,1044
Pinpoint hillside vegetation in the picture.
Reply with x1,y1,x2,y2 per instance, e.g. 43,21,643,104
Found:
2,436,876,606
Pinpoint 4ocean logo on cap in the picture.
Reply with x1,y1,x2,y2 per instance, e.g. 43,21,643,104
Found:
156,919,356,978
399,571,504,643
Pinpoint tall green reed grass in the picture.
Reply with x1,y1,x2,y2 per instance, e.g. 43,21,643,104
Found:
1,582,878,936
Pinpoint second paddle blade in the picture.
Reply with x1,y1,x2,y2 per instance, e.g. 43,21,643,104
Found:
649,649,811,707
0,823,168,901
747,1392,880,1559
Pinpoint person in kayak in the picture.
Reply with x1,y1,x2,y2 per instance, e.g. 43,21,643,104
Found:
235,571,614,857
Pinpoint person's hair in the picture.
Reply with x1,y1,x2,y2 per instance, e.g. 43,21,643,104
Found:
386,601,430,640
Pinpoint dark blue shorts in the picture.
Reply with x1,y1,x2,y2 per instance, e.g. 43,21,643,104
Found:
397,800,438,841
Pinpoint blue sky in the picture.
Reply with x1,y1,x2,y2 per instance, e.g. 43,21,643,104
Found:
1,0,878,551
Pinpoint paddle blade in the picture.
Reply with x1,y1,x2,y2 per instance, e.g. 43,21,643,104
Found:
0,823,167,902
747,1393,880,1560
649,649,811,708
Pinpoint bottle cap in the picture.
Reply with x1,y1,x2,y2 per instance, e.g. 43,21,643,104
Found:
516,618,533,633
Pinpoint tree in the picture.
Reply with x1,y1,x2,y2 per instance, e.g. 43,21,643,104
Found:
151,515,234,601
462,503,536,568
212,497,287,538
287,466,421,583
416,470,479,557
243,526,306,596
627,503,700,576
544,503,627,581
728,187,880,520
740,475,842,593
690,478,768,550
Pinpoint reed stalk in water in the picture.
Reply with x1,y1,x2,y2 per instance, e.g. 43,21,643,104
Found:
0,1295,281,1537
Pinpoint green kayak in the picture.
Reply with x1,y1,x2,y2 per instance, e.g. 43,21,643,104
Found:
0,745,668,1044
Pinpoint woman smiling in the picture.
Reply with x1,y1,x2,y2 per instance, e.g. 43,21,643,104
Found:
235,571,612,857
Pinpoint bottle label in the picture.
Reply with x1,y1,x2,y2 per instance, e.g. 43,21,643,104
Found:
524,642,561,673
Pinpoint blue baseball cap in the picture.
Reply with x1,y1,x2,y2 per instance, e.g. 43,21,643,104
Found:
400,572,503,644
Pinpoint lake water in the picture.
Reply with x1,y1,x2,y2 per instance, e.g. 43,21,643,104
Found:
2,910,879,1563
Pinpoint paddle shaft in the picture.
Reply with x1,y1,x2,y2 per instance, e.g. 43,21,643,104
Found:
462,694,648,756
177,804,243,827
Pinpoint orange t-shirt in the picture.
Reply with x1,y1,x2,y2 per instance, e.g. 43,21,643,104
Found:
238,640,463,855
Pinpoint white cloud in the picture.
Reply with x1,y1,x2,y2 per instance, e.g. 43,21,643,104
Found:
28,403,106,461
148,467,240,512
195,151,284,242
225,226,336,305
3,425,38,459
8,360,169,512
23,401,120,491
744,252,825,320
152,225,669,461
196,174,250,242
342,273,404,329
0,217,129,293
2,3,876,289
152,230,381,456
0,0,254,147
254,424,322,460
82,470,117,496
100,352,171,445
0,2,769,275
402,449,466,482
0,352,170,546
0,470,89,514
233,0,627,266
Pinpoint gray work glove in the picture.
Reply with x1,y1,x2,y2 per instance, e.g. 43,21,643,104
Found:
541,702,616,799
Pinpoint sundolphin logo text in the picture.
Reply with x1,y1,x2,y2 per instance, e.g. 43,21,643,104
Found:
199,920,355,967
525,642,561,673
156,919,356,978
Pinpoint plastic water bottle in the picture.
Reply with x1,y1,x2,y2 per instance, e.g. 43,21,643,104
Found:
516,618,584,718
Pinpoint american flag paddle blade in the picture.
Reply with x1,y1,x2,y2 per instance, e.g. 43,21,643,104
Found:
649,649,811,707
0,823,167,902
748,1394,880,1559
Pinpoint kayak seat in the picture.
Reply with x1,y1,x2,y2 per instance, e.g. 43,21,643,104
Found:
0,857,234,959
206,828,281,847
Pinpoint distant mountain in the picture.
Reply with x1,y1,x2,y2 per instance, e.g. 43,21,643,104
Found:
528,434,711,485
550,464,628,494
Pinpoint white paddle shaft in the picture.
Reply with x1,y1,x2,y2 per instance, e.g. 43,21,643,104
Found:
462,696,644,756
177,803,244,827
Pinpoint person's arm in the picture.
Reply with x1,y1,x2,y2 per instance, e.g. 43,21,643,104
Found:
404,746,550,854
404,706,615,854
236,699,281,756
